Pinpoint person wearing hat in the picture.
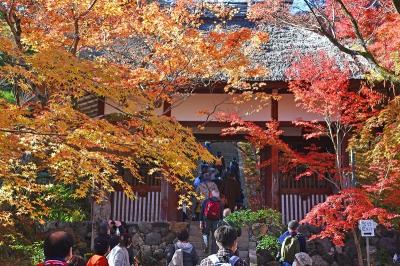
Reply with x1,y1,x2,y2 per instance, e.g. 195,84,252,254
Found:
278,220,307,266
292,252,312,266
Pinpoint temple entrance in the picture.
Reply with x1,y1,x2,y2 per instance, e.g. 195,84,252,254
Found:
190,140,247,220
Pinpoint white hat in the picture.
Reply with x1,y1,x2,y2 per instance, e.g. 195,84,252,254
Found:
293,252,312,266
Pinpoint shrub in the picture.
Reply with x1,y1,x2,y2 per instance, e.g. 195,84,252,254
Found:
225,209,282,229
9,240,44,265
256,235,280,256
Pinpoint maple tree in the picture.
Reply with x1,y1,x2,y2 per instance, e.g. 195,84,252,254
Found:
287,52,382,190
220,52,382,189
218,50,396,264
249,0,400,85
239,2,400,262
0,0,267,248
303,189,395,265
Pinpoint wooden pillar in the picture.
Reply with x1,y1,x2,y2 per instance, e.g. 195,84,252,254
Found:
160,101,179,221
263,91,280,210
160,180,179,221
261,146,272,208
271,146,280,210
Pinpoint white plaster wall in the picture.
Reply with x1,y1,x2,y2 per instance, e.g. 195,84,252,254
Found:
171,94,272,121
278,94,323,121
103,94,322,123
104,98,121,115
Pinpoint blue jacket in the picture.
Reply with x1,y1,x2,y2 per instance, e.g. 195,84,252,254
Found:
194,176,201,189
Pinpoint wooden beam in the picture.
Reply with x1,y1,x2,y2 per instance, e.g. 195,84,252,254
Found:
271,146,280,210
194,133,247,141
179,121,270,127
175,79,364,94
280,188,332,195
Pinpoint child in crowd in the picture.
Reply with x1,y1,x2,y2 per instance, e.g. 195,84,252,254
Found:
87,236,110,266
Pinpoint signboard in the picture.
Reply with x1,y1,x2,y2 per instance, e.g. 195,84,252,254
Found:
358,220,377,237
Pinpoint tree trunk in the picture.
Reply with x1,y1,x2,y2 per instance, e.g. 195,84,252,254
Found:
352,228,364,266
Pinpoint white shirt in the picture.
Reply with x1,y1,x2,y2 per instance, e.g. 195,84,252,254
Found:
107,244,130,266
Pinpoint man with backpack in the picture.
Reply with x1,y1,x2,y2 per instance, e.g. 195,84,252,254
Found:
200,190,224,254
200,225,247,266
278,220,307,266
165,229,199,266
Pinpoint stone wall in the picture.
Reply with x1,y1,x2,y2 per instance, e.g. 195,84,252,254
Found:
39,221,188,265
300,224,400,266
252,224,400,266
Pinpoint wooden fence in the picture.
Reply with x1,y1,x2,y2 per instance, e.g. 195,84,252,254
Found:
280,174,331,224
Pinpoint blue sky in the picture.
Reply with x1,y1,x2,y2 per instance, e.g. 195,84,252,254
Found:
292,0,311,12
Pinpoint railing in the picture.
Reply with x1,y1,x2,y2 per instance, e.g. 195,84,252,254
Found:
111,188,161,223
280,171,332,224
280,193,327,224
110,171,162,223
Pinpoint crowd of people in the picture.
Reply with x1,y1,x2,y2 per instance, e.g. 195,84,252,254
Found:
36,148,313,266
35,219,312,266
36,221,140,266
192,150,243,222
188,148,312,265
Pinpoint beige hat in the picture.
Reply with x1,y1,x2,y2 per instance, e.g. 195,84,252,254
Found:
293,252,312,266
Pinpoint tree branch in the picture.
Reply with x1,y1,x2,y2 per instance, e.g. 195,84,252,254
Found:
80,0,99,18
303,0,400,83
70,18,80,56
0,7,23,50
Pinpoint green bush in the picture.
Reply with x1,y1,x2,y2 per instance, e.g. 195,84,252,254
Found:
9,240,44,265
38,184,88,222
225,209,282,229
256,235,280,256
0,90,16,103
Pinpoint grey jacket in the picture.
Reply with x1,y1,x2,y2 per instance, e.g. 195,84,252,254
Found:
165,241,199,266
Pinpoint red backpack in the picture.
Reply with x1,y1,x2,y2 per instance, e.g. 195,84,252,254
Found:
204,200,221,220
